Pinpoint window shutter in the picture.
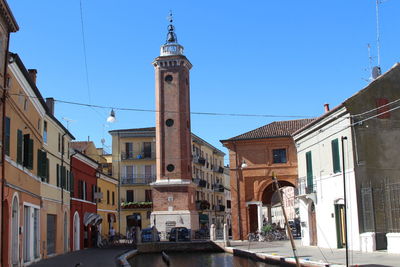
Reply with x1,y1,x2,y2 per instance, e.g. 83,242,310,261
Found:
5,117,10,156
78,180,83,199
70,172,74,196
56,164,60,187
28,139,34,169
23,134,30,167
61,166,66,189
376,98,390,119
45,158,49,182
37,150,42,179
17,130,23,164
306,151,313,192
331,139,341,173
66,170,70,191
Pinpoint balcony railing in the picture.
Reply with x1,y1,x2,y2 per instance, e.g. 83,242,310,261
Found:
121,174,156,185
297,176,316,196
193,155,206,166
215,204,225,212
213,183,225,192
121,151,156,160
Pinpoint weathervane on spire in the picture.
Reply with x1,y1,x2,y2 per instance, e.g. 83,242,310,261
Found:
167,10,173,23
165,10,177,44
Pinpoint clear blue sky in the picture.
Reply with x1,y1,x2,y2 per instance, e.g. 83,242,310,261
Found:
7,0,400,164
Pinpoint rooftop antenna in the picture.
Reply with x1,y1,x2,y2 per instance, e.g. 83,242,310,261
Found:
372,0,387,79
62,117,76,130
375,0,381,67
363,43,374,82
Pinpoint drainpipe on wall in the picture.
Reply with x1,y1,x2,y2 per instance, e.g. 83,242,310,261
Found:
61,133,67,212
1,32,11,266
233,142,243,240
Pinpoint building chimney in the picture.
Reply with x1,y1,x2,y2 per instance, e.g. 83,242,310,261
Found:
28,69,37,85
46,97,55,115
324,103,330,113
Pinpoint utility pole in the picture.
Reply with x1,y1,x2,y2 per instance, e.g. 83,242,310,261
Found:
341,136,349,267
272,172,300,267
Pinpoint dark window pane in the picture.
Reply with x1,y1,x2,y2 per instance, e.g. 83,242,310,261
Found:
272,149,287,164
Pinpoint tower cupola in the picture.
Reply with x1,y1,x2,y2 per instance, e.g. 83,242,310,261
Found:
160,12,184,56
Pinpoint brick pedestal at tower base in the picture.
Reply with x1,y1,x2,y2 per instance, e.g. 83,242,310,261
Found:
151,210,199,240
151,181,199,239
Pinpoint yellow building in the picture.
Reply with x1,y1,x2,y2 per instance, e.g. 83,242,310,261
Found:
41,100,74,257
109,127,228,236
192,134,226,233
4,53,73,265
109,128,155,235
97,173,119,237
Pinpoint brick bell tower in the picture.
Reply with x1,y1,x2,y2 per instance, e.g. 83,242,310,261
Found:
150,13,199,236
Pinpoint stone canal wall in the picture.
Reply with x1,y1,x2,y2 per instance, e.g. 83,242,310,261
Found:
136,241,224,253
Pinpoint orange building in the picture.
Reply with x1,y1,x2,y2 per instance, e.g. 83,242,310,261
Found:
0,1,18,265
221,119,313,240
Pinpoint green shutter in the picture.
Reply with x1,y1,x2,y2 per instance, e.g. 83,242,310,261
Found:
28,139,34,169
306,151,313,193
45,158,49,182
37,149,42,179
331,139,341,173
17,130,23,164
23,134,30,167
5,117,10,156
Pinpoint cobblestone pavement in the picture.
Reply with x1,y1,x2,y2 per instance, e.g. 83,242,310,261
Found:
230,239,400,266
30,247,132,267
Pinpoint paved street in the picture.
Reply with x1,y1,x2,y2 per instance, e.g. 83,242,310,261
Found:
30,247,132,267
230,240,400,267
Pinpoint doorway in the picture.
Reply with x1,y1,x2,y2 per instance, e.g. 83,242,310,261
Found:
47,214,57,255
126,213,142,233
73,212,80,251
335,204,346,248
308,202,318,246
11,196,19,266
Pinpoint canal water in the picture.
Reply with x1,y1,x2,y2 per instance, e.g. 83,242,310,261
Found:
129,252,277,267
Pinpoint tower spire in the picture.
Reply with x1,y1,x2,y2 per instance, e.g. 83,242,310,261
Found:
160,11,184,56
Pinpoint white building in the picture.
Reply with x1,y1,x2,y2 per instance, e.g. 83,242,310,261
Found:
293,105,361,251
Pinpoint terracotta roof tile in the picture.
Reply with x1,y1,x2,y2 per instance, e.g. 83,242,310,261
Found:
224,119,316,141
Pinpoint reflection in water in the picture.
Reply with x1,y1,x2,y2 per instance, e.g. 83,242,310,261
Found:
129,252,276,267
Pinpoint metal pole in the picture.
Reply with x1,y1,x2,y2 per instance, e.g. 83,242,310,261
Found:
233,142,243,240
341,136,349,267
272,172,301,267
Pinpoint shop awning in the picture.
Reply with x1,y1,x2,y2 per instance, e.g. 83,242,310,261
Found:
199,214,209,223
84,212,102,226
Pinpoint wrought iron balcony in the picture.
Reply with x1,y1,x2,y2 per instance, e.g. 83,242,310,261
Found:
213,183,225,193
297,176,316,196
121,151,156,160
193,155,206,166
121,174,156,185
215,204,225,212
212,166,225,173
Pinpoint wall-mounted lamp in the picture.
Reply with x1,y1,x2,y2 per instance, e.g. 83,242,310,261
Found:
241,161,248,169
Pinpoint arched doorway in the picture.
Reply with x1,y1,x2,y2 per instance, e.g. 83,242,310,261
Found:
260,181,296,229
64,212,68,253
308,201,317,246
11,195,19,266
73,212,80,251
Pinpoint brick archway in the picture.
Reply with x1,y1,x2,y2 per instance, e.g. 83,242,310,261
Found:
260,180,296,206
